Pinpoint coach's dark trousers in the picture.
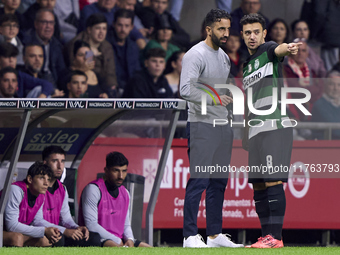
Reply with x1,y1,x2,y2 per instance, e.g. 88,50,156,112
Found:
183,122,233,237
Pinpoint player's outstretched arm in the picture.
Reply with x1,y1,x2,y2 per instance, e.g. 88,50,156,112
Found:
274,42,303,58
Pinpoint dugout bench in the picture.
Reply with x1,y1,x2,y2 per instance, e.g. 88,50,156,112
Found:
0,98,186,247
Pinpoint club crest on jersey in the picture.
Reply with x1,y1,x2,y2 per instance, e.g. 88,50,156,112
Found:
254,59,260,70
248,64,252,73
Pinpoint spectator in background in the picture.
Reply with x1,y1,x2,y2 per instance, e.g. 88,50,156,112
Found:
116,0,150,45
0,0,25,40
291,19,327,78
23,0,62,42
165,50,184,95
54,0,80,43
221,29,245,82
67,13,117,94
266,18,289,45
23,9,66,86
0,14,24,66
230,0,269,55
106,8,140,94
135,0,190,49
230,0,269,33
301,0,340,71
283,39,323,121
141,14,180,64
0,42,54,97
66,70,88,98
18,44,63,97
311,70,340,139
216,0,233,14
123,48,173,98
60,40,109,98
0,66,18,98
78,0,116,33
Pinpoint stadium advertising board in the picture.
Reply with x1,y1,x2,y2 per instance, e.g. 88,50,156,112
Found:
77,138,340,230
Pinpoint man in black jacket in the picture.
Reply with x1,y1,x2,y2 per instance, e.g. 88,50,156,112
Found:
123,48,172,98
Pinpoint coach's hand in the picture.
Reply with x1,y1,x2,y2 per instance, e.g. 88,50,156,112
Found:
78,226,89,241
64,228,84,240
45,227,61,243
215,95,233,107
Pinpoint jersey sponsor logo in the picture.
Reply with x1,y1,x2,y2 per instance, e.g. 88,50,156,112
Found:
243,72,262,89
47,207,55,211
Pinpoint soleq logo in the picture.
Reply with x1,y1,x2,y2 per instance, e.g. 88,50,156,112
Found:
200,84,312,117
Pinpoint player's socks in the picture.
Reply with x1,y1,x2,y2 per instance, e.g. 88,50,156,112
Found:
253,189,270,237
267,184,286,240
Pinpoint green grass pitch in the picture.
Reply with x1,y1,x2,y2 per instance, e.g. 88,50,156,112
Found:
0,247,340,255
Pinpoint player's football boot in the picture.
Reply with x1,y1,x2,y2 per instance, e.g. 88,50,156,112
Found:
245,235,284,248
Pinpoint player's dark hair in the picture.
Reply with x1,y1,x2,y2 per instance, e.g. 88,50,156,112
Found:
0,14,19,26
145,48,166,60
266,18,290,43
23,44,44,56
0,66,18,80
240,13,266,31
86,13,107,28
205,9,231,27
26,161,53,182
114,8,134,24
68,70,88,83
73,40,90,57
106,152,129,168
42,145,66,161
0,42,18,57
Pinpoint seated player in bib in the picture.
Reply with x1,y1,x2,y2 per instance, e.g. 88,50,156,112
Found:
40,145,101,247
79,151,151,247
2,162,62,247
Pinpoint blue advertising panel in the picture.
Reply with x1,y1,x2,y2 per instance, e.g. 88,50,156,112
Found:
22,128,94,154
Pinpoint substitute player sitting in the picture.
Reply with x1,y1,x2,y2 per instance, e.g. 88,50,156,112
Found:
240,13,302,248
79,151,151,247
2,162,61,247
41,145,101,247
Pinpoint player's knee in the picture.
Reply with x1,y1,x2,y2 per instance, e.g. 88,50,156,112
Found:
253,183,266,190
88,232,101,247
103,239,121,247
138,241,152,247
10,232,24,247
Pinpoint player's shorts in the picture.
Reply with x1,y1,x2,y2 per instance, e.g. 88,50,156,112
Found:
248,127,293,183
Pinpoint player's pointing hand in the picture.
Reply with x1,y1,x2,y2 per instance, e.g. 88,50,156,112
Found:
287,42,303,55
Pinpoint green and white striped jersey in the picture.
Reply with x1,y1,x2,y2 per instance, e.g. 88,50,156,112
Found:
243,41,292,139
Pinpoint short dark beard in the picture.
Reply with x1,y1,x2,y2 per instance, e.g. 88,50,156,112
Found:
211,31,228,48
